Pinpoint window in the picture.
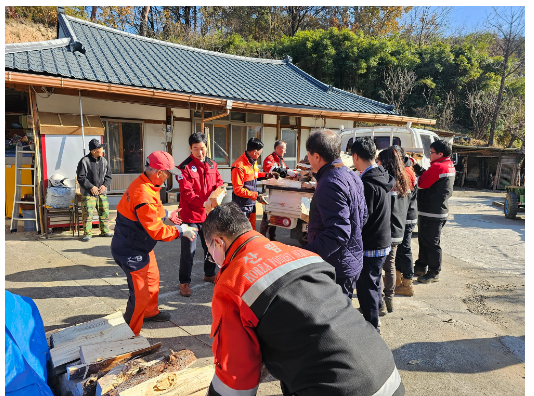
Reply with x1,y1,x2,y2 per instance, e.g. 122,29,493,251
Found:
282,129,297,168
231,112,246,122
105,121,143,174
247,113,262,123
213,125,230,165
373,136,401,150
280,116,296,126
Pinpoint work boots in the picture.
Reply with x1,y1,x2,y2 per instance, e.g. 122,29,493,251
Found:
180,283,191,297
414,264,427,277
379,299,388,316
384,296,394,313
395,270,402,287
395,278,414,296
417,271,440,283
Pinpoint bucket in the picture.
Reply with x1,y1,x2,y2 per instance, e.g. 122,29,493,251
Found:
21,209,36,232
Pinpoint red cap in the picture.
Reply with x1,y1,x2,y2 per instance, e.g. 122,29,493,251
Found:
146,151,180,175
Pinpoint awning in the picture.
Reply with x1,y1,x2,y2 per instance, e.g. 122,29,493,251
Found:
38,112,104,135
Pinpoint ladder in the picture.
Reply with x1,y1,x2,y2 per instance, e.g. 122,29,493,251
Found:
10,144,39,233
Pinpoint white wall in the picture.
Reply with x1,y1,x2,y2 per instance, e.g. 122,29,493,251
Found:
43,135,94,180
144,123,168,158
264,114,276,124
36,94,166,120
262,127,277,166
172,121,192,166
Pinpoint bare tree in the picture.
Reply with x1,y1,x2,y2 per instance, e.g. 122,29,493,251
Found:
90,6,97,22
465,88,498,140
438,91,456,131
402,6,452,46
485,6,525,146
139,6,150,37
379,68,417,115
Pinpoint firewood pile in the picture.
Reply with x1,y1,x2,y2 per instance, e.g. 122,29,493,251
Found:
47,311,214,396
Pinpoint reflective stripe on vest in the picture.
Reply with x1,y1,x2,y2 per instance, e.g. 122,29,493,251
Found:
372,366,402,396
418,211,448,218
212,373,259,396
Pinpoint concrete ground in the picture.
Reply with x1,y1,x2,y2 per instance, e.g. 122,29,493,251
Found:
5,188,525,395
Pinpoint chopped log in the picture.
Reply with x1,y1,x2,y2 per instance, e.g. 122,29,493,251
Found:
117,366,215,396
80,337,151,364
51,311,126,348
96,363,127,396
51,322,135,367
67,343,162,381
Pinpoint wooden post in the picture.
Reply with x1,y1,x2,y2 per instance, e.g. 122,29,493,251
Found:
296,117,302,162
200,108,204,140
276,115,281,141
493,156,502,192
460,156,468,188
166,107,173,190
29,88,45,234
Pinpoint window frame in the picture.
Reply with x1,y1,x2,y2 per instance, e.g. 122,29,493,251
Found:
281,128,298,169
103,119,144,175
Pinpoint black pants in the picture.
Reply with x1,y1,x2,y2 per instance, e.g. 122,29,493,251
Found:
395,222,416,279
336,275,358,300
259,211,276,239
415,216,447,274
179,223,217,284
356,255,387,332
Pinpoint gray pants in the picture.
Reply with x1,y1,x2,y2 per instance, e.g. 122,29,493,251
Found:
382,245,398,298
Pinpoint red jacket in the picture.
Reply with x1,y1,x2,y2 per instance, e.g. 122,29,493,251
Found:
417,157,455,218
176,155,224,223
262,152,288,173
208,231,404,395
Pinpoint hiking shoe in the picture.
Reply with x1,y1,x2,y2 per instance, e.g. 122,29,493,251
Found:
385,296,394,313
414,265,427,277
395,270,402,287
180,283,191,297
100,232,113,237
204,275,217,284
379,300,387,316
417,272,440,284
81,236,91,242
395,278,415,296
144,311,171,322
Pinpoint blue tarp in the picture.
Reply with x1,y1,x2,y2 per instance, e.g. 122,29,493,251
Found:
5,291,54,396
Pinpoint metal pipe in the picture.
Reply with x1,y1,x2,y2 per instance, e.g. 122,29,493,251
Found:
79,91,86,155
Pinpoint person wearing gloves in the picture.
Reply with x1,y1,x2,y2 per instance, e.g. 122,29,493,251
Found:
376,147,411,315
111,151,197,336
259,140,297,241
203,203,405,396
352,137,394,332
394,147,418,297
176,132,225,297
304,130,367,300
412,139,456,283
231,138,275,230
76,138,113,242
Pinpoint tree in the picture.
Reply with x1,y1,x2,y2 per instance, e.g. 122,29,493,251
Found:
498,90,525,148
485,7,525,146
351,6,412,36
139,6,150,37
402,6,452,46
379,68,417,114
90,6,97,22
465,87,498,140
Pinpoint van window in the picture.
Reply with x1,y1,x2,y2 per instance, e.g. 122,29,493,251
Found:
420,135,432,158
374,137,401,150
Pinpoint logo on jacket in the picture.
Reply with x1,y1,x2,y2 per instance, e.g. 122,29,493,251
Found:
191,166,197,172
178,174,183,180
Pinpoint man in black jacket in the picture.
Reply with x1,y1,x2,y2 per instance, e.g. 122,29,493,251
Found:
352,137,395,332
76,138,113,242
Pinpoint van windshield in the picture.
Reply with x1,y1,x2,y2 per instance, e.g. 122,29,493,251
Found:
346,136,401,152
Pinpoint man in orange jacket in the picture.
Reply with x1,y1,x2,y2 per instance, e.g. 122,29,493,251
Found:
111,151,197,336
231,138,273,230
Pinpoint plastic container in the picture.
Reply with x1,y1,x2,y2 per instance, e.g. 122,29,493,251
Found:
21,209,37,231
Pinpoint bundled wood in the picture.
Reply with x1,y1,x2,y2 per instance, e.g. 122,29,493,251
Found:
51,311,127,348
80,336,151,364
204,183,228,214
66,343,162,381
117,366,215,396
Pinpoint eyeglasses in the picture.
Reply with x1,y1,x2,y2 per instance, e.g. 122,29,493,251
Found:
430,150,437,155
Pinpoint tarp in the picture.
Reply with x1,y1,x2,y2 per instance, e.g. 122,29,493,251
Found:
5,291,54,396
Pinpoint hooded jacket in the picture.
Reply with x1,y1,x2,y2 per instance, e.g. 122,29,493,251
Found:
360,166,395,251
76,153,112,196
304,159,367,279
390,189,409,245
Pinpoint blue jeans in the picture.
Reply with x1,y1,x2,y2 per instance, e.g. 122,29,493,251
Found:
356,255,387,332
336,275,358,300
179,223,216,284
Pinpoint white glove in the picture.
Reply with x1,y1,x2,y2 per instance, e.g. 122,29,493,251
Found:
287,169,297,177
179,224,198,241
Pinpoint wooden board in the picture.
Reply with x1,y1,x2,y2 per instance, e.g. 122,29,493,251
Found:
96,363,127,396
51,311,126,348
80,336,151,364
67,343,162,381
51,322,135,368
118,366,215,396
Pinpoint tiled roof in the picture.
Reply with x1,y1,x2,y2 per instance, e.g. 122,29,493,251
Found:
5,14,396,115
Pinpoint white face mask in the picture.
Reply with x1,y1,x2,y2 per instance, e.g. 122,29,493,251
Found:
211,238,226,268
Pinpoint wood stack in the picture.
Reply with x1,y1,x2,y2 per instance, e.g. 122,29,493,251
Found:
47,312,213,396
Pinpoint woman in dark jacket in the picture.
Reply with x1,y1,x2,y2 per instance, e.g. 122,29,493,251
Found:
377,147,411,314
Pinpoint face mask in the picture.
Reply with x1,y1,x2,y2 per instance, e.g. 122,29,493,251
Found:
212,239,226,268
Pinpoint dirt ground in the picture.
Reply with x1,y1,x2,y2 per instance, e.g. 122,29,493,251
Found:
5,188,525,395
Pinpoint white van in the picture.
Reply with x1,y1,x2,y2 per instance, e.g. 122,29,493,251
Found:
339,124,443,169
